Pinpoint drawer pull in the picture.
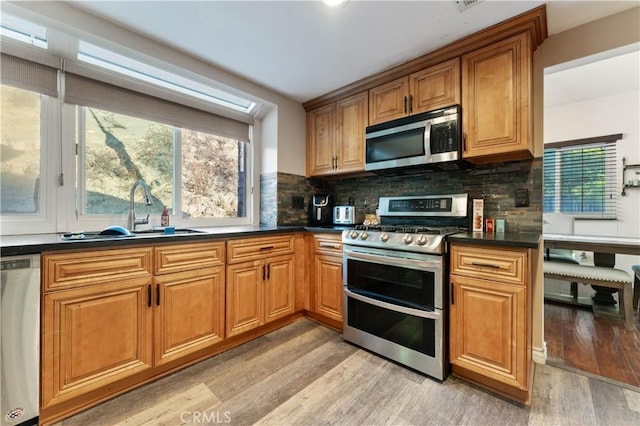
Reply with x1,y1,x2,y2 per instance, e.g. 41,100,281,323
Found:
260,246,275,251
319,243,341,249
471,262,502,269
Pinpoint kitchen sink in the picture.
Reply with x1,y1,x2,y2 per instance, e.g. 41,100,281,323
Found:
61,227,205,241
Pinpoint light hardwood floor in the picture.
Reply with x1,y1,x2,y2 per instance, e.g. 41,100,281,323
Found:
56,319,640,426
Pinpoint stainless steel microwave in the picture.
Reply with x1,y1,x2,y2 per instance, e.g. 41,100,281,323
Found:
364,105,469,175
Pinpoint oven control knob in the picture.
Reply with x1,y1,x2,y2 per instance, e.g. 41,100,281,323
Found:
380,232,389,242
349,231,359,239
416,235,428,246
360,231,369,240
402,234,413,245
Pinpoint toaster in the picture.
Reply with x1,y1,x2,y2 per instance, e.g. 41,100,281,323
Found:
333,206,356,225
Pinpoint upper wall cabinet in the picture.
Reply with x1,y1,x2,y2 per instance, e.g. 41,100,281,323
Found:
307,91,368,177
369,58,461,125
461,32,533,164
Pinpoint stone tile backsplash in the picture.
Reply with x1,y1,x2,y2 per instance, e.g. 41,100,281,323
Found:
263,158,542,233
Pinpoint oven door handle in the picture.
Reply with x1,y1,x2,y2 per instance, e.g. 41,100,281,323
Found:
344,288,441,320
344,249,441,270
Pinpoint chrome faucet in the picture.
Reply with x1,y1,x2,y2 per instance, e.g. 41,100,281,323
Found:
127,180,154,231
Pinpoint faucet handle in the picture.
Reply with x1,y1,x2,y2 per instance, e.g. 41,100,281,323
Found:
134,214,150,225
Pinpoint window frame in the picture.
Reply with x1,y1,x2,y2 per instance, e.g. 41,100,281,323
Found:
71,105,254,232
0,90,59,235
543,134,620,219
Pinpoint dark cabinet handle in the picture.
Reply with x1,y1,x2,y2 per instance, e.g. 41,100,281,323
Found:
267,264,271,280
409,94,413,114
260,246,275,251
147,284,152,307
156,284,160,306
451,282,455,305
403,96,407,114
463,133,467,152
262,264,266,281
471,262,501,269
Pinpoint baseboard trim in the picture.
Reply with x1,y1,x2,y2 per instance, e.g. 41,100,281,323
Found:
532,342,547,364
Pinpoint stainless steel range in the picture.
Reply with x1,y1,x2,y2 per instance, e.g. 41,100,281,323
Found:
342,193,468,381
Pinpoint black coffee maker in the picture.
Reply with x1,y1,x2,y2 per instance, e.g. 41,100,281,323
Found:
309,194,333,225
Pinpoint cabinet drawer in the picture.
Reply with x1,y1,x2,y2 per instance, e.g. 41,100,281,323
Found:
43,248,153,291
227,234,295,263
450,244,527,285
313,233,343,255
155,241,225,274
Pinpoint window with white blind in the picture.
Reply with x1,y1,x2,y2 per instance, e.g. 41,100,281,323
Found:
543,134,621,217
0,13,258,234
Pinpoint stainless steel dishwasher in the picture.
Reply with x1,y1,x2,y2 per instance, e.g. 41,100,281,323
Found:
1,254,40,426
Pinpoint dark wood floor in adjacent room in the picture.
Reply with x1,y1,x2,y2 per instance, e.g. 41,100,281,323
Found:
544,302,640,388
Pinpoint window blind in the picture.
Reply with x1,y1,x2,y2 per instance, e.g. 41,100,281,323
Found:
543,134,620,216
64,73,250,142
0,53,58,97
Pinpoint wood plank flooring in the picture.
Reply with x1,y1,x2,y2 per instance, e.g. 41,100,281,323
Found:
545,302,640,388
56,318,640,426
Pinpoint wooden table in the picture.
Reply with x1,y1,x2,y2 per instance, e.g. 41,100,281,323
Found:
543,233,640,312
543,233,640,256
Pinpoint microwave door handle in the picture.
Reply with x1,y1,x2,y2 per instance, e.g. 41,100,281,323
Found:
344,288,441,320
424,121,432,162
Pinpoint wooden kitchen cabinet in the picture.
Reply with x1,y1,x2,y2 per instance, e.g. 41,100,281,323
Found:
41,247,154,410
307,91,368,176
226,235,296,337
461,32,533,164
369,58,460,125
449,243,532,405
309,233,343,328
153,242,225,366
41,242,225,414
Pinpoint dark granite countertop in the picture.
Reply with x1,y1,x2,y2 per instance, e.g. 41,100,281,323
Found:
304,225,353,233
447,231,541,249
1,225,306,256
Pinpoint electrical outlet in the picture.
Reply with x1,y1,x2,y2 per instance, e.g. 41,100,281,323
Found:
291,196,304,209
515,189,529,207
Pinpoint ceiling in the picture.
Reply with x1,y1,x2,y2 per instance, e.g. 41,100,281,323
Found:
62,1,639,105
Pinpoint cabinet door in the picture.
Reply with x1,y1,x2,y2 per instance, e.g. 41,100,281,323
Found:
336,91,367,174
154,266,225,366
264,254,296,322
41,278,153,409
369,77,409,125
462,32,532,163
410,58,460,114
450,275,527,390
306,103,336,176
313,254,343,322
226,260,263,337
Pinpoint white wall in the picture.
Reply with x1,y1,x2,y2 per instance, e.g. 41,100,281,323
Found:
544,89,640,274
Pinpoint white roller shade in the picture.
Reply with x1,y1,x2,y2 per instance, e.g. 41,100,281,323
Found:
1,53,58,97
64,73,250,142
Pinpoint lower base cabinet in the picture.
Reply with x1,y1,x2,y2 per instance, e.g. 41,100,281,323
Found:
309,233,343,327
226,254,296,337
41,277,154,409
449,242,534,405
154,266,225,366
41,242,226,421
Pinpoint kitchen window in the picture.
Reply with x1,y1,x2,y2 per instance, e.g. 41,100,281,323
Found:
543,135,619,217
79,107,248,220
1,14,258,235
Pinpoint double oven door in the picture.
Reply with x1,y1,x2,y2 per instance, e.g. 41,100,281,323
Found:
342,245,447,380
